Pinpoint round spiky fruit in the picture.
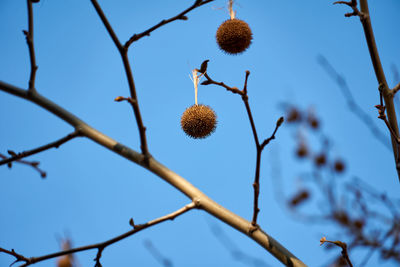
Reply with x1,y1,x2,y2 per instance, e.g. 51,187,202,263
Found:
216,18,252,55
181,104,217,139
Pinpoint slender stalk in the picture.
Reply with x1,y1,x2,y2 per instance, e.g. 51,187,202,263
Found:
90,0,150,161
200,63,284,226
358,0,400,181
24,0,38,91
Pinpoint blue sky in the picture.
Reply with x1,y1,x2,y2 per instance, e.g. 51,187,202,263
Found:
1,0,400,266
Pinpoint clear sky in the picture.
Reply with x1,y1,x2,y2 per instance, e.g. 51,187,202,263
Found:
1,0,400,266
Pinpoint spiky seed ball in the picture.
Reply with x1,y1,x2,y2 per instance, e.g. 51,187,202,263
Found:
216,18,253,55
181,104,217,139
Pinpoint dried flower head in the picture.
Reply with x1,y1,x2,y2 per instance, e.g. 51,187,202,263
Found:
216,19,253,55
181,104,217,139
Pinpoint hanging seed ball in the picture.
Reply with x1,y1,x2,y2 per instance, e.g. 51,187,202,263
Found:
181,104,217,139
314,153,327,167
216,18,253,55
333,159,346,173
296,143,308,158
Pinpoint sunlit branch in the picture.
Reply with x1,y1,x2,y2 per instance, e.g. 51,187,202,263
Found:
0,78,307,267
392,82,400,97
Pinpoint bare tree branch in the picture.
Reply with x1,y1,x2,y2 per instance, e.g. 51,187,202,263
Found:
320,237,354,267
335,0,400,182
0,131,81,166
393,82,400,97
0,79,307,267
0,153,47,178
90,0,151,162
23,0,38,91
125,0,215,49
0,202,197,267
199,60,284,227
333,0,364,18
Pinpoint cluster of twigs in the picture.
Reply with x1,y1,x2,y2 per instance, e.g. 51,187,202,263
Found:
280,105,400,266
334,0,400,181
1,0,399,266
197,60,284,226
0,1,303,267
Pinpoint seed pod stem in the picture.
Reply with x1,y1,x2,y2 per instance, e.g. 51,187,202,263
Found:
228,0,236,19
191,69,203,105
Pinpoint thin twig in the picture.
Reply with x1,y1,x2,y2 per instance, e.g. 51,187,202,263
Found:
0,247,30,266
333,0,364,18
23,0,38,91
198,60,283,226
393,82,400,97
125,0,214,49
261,117,284,150
0,153,47,178
317,55,390,150
90,0,151,163
320,237,354,267
0,202,197,267
0,131,81,166
335,0,400,182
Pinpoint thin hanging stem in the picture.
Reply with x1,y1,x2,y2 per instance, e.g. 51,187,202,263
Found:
191,69,202,105
228,0,235,19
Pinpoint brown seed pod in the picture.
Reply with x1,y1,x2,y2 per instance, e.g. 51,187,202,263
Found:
216,18,253,55
333,159,346,173
181,104,217,139
296,143,308,158
314,153,327,167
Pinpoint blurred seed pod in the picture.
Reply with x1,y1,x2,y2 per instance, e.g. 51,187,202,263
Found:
308,116,320,129
181,104,217,139
286,108,301,123
333,159,346,173
314,153,326,167
289,189,310,207
296,143,308,158
57,256,73,267
216,19,252,55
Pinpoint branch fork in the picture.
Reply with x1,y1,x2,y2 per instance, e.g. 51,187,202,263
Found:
197,60,284,226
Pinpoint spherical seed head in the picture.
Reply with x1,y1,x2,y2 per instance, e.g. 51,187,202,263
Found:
333,159,345,173
216,19,252,55
181,104,217,139
314,153,327,167
296,143,308,158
